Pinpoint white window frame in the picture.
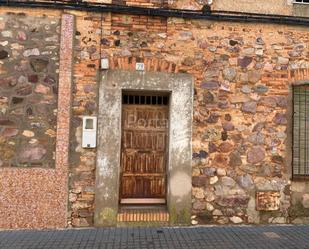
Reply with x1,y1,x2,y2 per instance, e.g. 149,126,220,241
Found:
293,0,309,4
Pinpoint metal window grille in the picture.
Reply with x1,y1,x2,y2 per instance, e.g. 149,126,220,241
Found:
294,0,309,4
293,85,309,176
122,93,169,106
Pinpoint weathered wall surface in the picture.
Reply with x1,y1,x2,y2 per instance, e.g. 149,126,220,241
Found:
1,4,309,228
68,9,309,226
170,0,309,18
294,4,309,17
88,0,294,15
0,12,59,168
79,0,294,16
165,20,308,225
212,0,292,15
0,9,73,229
169,0,291,13
67,11,103,227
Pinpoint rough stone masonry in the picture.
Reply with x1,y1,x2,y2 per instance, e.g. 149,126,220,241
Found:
0,13,59,168
1,0,309,229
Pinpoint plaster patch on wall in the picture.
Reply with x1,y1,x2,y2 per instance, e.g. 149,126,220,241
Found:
74,127,83,153
170,172,191,198
103,101,120,131
97,157,113,178
171,91,192,151
247,197,260,224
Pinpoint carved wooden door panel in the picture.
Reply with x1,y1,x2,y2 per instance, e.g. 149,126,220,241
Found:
120,103,168,204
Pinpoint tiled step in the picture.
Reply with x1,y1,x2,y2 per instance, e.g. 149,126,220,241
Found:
117,207,169,222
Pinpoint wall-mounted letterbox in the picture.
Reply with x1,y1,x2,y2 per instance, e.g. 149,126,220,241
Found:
82,116,97,148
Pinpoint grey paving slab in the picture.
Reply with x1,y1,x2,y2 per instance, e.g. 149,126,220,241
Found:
1,225,309,249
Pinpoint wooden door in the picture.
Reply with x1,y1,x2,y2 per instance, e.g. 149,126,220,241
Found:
120,101,169,204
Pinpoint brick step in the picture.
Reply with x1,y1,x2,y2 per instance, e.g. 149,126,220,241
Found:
117,207,169,222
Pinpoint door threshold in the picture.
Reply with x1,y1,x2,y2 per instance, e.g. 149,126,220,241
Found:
117,206,169,222
120,198,166,204
119,204,167,210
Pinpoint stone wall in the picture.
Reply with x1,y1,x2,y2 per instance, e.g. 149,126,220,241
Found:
68,11,102,227
0,12,59,168
0,8,73,229
68,9,309,226
1,6,309,229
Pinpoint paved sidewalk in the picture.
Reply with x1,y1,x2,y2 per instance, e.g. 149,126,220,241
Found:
0,225,309,249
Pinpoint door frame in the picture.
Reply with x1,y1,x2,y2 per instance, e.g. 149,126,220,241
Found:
119,93,170,205
94,70,193,226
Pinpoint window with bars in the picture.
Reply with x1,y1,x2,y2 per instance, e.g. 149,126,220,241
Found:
294,0,309,4
293,85,309,177
122,93,169,106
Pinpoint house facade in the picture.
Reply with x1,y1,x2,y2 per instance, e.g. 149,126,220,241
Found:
1,0,309,229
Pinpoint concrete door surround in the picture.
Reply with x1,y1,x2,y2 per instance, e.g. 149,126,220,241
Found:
94,70,193,226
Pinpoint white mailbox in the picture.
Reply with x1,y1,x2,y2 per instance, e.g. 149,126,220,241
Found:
82,116,97,148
